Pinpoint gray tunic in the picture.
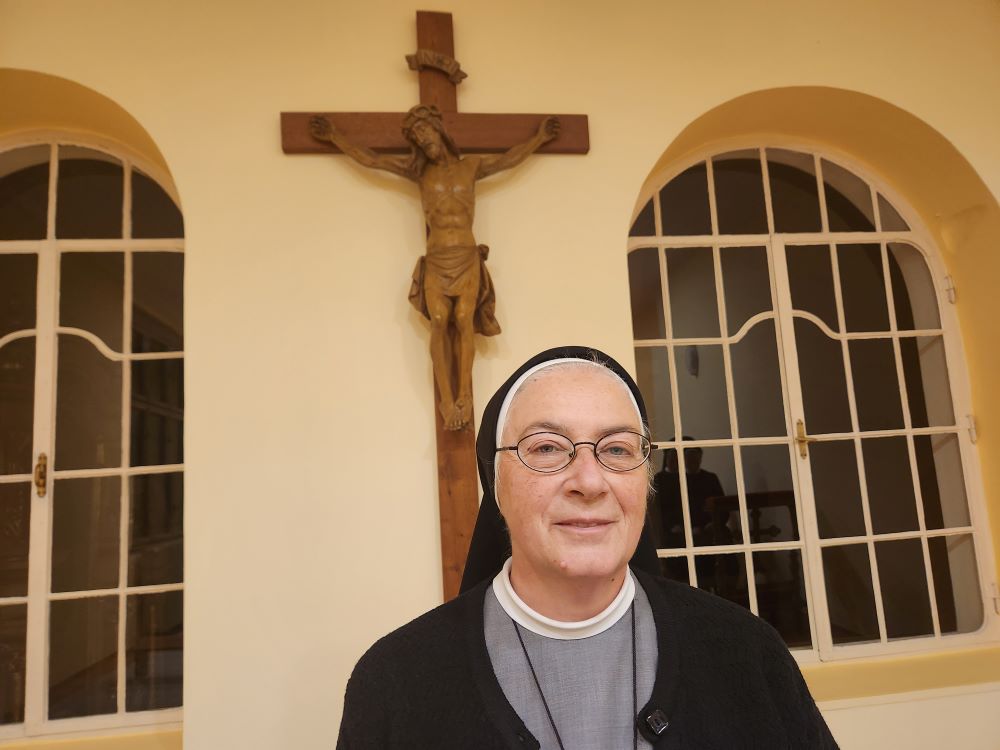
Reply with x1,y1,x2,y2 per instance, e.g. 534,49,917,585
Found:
484,581,657,750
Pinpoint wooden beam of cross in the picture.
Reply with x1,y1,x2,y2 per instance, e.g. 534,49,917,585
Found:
281,11,589,601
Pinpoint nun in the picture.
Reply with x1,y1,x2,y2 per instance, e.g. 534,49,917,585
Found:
336,346,838,749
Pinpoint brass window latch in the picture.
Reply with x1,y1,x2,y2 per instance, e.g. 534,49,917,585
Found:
794,420,816,459
34,453,47,497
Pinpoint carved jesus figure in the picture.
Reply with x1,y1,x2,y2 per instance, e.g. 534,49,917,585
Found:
310,106,560,430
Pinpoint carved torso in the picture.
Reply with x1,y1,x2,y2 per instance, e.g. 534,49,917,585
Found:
419,156,480,250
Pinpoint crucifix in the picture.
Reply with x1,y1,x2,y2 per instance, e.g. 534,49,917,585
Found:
281,10,589,600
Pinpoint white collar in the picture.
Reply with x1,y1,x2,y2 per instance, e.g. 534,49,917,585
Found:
491,557,636,640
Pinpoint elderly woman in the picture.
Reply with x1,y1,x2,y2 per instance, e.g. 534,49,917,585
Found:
337,346,838,749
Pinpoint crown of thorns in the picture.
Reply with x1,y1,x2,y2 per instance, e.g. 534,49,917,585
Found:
401,105,444,137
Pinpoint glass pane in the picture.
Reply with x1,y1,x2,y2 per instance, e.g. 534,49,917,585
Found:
822,159,875,232
822,544,880,645
901,336,954,427
849,338,904,431
794,319,852,435
55,147,123,239
634,347,673,442
786,244,839,331
666,247,719,338
649,448,684,549
0,483,31,597
55,335,122,470
60,252,124,351
132,171,183,239
928,534,982,635
766,149,821,233
731,320,785,438
720,246,771,335
629,198,655,236
129,472,183,586
659,163,712,236
888,243,938,330
753,550,810,648
695,552,749,608
0,146,49,241
628,248,665,340
811,440,865,538
51,476,120,593
658,556,689,584
0,337,35,475
878,194,909,232
741,444,798,543
875,538,933,639
126,590,183,711
915,434,970,529
131,359,184,467
49,596,118,719
133,253,184,353
862,437,918,534
674,345,731,440
0,253,38,338
838,244,889,332
712,151,768,235
689,446,739,546
0,603,27,724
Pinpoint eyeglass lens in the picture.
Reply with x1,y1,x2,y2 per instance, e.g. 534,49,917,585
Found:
516,432,649,472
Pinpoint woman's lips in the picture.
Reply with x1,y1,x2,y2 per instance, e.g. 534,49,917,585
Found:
554,519,613,532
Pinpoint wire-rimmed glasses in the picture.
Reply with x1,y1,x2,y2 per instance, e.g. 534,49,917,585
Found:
496,431,651,473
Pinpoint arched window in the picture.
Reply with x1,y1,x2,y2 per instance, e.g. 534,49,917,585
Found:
0,137,184,738
628,145,994,660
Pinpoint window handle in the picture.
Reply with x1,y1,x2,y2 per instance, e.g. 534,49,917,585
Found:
794,420,816,460
33,453,47,498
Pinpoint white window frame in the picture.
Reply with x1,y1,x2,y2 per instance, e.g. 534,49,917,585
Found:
627,138,1000,665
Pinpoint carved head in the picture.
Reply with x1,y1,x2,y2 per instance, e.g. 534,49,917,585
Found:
402,104,460,168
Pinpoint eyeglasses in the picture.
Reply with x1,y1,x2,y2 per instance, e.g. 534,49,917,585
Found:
496,431,651,473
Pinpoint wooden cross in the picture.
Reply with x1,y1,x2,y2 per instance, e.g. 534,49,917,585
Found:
281,11,589,600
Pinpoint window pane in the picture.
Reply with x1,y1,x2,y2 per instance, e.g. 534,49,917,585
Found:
51,477,120,593
0,603,27,724
786,244,839,332
133,253,184,353
731,320,786,438
634,347,673,442
901,336,954,428
862,437,918,534
878,194,909,232
766,149,821,233
838,243,889,332
695,552,749,608
56,147,123,239
754,550,810,648
131,359,184,466
928,534,982,634
55,335,122,470
649,448,685,549
60,252,124,351
129,472,183,586
629,198,655,237
666,247,719,338
875,538,933,640
915,434,970,529
741,444,798,543
811,440,865,538
720,246,772,335
794,319,852,435
0,146,49,241
49,596,118,719
822,159,875,232
628,248,665,340
126,590,183,711
0,337,35,475
888,243,938,330
0,484,31,598
712,152,768,235
659,163,712,236
658,556,689,584
822,544,880,645
674,345,731,440
689,446,739,546
132,171,183,239
0,253,38,338
849,338,904,431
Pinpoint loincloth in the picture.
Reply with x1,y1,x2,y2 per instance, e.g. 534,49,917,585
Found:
408,244,501,336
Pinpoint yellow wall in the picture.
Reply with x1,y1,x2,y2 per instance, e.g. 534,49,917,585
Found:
1,0,998,748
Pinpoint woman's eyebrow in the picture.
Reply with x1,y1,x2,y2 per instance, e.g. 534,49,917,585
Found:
518,422,639,437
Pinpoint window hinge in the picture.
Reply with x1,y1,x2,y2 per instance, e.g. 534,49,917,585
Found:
33,452,48,498
967,414,979,444
944,275,957,304
991,583,1000,616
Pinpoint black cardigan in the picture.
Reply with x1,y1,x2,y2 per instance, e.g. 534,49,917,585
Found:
336,570,839,749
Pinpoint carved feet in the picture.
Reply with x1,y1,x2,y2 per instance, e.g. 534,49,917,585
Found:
439,395,473,431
